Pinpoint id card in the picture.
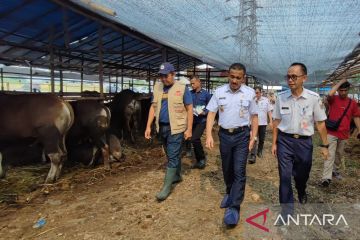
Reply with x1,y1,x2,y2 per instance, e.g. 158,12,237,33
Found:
300,119,309,130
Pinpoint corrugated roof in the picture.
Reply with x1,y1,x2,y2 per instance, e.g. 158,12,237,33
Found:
0,0,203,80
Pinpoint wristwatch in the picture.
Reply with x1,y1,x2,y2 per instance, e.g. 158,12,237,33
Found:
320,144,329,148
253,137,258,141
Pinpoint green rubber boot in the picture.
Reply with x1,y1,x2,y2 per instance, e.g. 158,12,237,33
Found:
156,168,177,201
173,164,183,184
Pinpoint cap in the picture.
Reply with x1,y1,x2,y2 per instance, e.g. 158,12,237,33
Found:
158,62,175,75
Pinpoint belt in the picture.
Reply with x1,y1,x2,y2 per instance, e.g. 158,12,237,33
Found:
279,131,310,139
159,122,170,126
220,126,249,135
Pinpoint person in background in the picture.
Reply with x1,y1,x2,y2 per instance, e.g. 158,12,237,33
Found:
320,79,360,187
189,75,211,169
248,86,273,163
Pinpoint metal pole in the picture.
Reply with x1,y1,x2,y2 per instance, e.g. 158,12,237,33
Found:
148,64,151,93
206,65,210,92
81,55,84,92
177,54,180,80
162,48,167,62
109,75,111,94
50,48,55,93
1,68,3,91
59,55,63,96
49,27,55,93
115,73,118,93
121,35,124,92
30,65,33,92
98,24,104,97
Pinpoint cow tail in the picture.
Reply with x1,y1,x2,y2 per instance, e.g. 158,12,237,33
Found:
63,101,75,132
104,105,111,126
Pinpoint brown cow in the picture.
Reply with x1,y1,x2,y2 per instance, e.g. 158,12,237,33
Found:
0,93,74,183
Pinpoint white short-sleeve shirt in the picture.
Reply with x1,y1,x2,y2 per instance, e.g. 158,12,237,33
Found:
206,84,258,129
273,88,327,136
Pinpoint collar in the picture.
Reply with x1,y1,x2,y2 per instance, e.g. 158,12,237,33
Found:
225,84,244,93
286,88,308,99
255,96,264,101
191,88,203,93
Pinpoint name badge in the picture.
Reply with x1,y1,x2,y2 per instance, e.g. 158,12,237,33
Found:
300,119,309,130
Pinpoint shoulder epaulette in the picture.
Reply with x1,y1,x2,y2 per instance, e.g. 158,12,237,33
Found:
305,89,320,97
278,90,290,95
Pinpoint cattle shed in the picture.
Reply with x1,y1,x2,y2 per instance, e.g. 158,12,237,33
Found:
0,0,221,97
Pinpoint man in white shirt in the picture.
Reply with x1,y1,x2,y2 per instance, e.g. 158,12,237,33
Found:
248,86,273,163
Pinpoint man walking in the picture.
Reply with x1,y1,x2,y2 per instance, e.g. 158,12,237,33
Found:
320,79,360,187
145,62,193,201
189,75,211,169
271,63,329,218
248,86,273,163
206,63,258,226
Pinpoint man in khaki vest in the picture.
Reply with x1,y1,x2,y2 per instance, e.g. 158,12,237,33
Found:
145,62,193,201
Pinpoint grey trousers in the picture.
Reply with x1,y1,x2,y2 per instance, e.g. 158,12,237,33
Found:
321,134,346,180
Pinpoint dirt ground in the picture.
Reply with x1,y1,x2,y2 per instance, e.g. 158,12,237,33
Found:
0,128,359,240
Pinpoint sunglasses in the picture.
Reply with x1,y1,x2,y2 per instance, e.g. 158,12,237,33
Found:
284,74,305,81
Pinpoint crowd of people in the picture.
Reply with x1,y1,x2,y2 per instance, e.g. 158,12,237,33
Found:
144,62,360,227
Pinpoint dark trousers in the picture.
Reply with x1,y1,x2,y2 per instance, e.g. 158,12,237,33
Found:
160,125,184,168
191,122,206,162
219,127,250,209
249,125,267,159
277,132,313,213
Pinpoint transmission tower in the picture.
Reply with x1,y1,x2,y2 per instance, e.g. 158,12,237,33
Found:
225,0,260,68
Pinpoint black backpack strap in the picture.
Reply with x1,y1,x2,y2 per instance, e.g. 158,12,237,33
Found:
337,99,352,123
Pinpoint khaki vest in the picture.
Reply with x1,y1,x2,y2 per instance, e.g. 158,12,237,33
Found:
153,81,188,135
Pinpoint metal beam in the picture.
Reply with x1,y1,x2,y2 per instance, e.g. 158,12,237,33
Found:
1,68,3,91
98,24,104,97
52,0,163,49
1,6,60,55
0,0,33,21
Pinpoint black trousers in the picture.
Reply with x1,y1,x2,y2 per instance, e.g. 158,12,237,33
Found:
249,125,267,158
191,122,206,161
277,132,313,215
219,127,250,208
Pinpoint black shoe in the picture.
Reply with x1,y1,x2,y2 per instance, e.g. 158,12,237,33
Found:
248,158,256,164
298,192,307,204
320,179,331,187
192,160,206,169
257,151,263,158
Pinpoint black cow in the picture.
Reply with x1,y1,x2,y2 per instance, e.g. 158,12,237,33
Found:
109,89,151,143
0,93,74,183
67,100,113,169
68,133,123,166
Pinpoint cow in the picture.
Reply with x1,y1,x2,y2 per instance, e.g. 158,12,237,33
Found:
66,100,114,170
0,93,74,183
109,89,145,143
68,133,123,166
